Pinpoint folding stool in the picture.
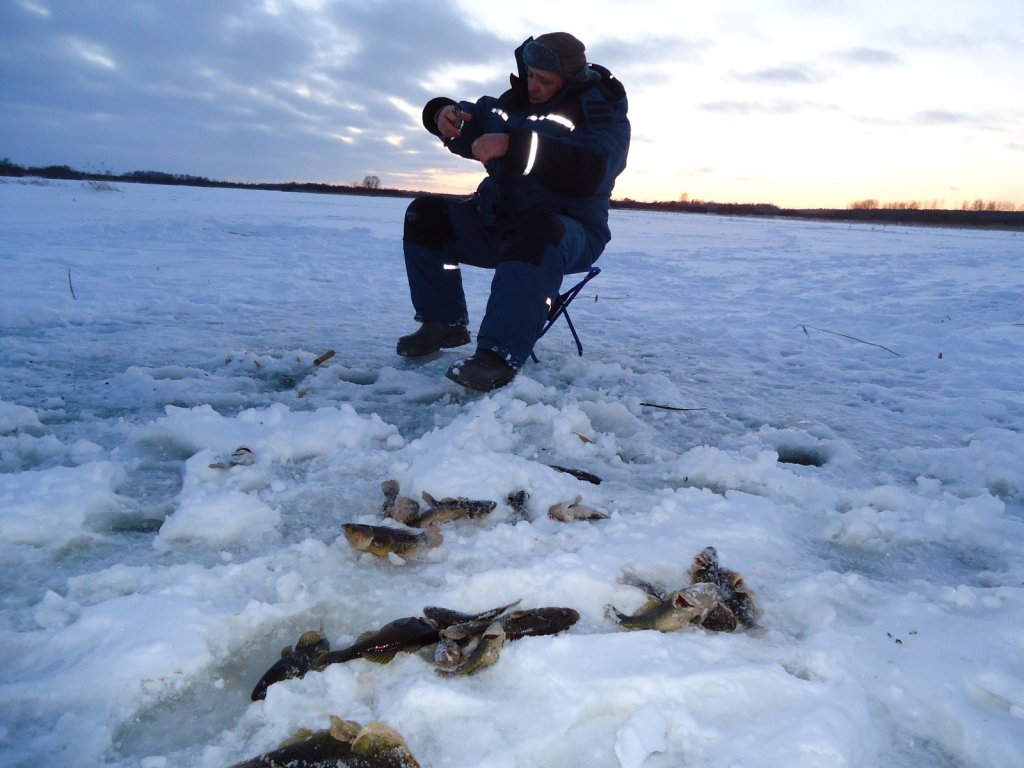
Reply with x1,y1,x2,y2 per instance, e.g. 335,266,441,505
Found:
530,266,601,363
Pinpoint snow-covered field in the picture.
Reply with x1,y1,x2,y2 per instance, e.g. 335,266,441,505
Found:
1,178,1022,768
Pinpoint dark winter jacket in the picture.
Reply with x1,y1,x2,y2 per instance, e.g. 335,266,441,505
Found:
421,37,631,249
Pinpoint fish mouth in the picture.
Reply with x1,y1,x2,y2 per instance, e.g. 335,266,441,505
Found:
673,594,694,609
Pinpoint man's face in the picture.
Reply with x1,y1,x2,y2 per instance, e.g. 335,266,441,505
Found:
527,66,566,105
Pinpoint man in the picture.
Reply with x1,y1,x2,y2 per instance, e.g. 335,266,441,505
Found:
398,32,630,392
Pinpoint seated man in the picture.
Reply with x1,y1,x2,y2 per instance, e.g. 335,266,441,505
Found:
398,32,631,392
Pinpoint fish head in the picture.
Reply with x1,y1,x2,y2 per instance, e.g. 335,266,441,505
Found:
671,583,723,620
341,523,373,549
351,722,420,767
392,497,421,524
689,546,720,580
434,637,464,670
507,490,529,509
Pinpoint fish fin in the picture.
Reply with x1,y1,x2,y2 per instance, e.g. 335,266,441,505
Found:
280,644,293,658
604,604,627,623
316,649,356,667
498,599,523,615
421,491,437,505
296,630,324,648
329,716,362,744
363,650,399,664
278,727,316,748
641,595,665,613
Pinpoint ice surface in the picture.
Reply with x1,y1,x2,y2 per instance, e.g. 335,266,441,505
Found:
0,178,1022,767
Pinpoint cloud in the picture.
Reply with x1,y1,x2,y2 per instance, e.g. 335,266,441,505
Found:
733,66,817,84
891,24,1021,54
589,34,711,87
0,0,511,183
830,47,901,66
913,109,971,126
698,99,829,116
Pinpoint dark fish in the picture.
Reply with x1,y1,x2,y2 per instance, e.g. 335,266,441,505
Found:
209,446,256,469
507,490,530,522
380,479,399,516
228,716,420,768
422,600,521,629
405,492,497,527
317,616,440,667
434,606,579,670
250,629,330,701
500,607,580,640
547,464,602,485
341,522,442,558
688,546,761,629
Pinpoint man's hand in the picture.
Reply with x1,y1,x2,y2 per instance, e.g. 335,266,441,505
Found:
472,134,509,165
437,104,469,139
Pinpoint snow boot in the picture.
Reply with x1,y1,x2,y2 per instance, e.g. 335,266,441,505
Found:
397,322,470,357
446,349,516,392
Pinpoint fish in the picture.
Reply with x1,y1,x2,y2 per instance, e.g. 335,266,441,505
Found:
687,546,762,629
209,445,256,469
618,571,736,632
507,490,530,522
380,479,421,524
251,628,330,701
547,464,602,485
432,633,465,671
547,495,609,522
404,492,497,527
422,600,521,629
380,479,399,516
341,522,442,558
606,581,727,632
316,616,440,667
432,605,579,671
228,715,420,768
437,621,505,677
500,606,580,640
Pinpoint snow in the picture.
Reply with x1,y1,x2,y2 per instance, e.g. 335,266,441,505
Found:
1,176,1022,768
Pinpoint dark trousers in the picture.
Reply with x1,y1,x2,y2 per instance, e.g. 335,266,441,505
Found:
403,195,599,368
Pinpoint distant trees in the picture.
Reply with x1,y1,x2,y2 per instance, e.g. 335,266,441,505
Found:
963,199,1018,212
0,157,25,176
849,198,1021,212
362,175,381,190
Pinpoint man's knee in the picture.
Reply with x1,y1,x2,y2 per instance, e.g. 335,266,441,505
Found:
404,195,455,249
497,213,566,266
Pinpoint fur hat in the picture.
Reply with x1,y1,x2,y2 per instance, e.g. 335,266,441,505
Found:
523,32,588,82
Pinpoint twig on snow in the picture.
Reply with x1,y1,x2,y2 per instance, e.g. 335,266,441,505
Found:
797,324,901,357
640,402,706,412
67,269,77,300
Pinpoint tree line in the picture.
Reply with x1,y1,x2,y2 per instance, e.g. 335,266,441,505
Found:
3,158,1022,231
0,159,405,199
849,198,1020,213
612,197,1024,231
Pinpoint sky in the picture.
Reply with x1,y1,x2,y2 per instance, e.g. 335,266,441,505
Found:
1,0,1022,209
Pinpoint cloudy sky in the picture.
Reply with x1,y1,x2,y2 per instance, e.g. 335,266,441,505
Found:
2,0,1022,208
